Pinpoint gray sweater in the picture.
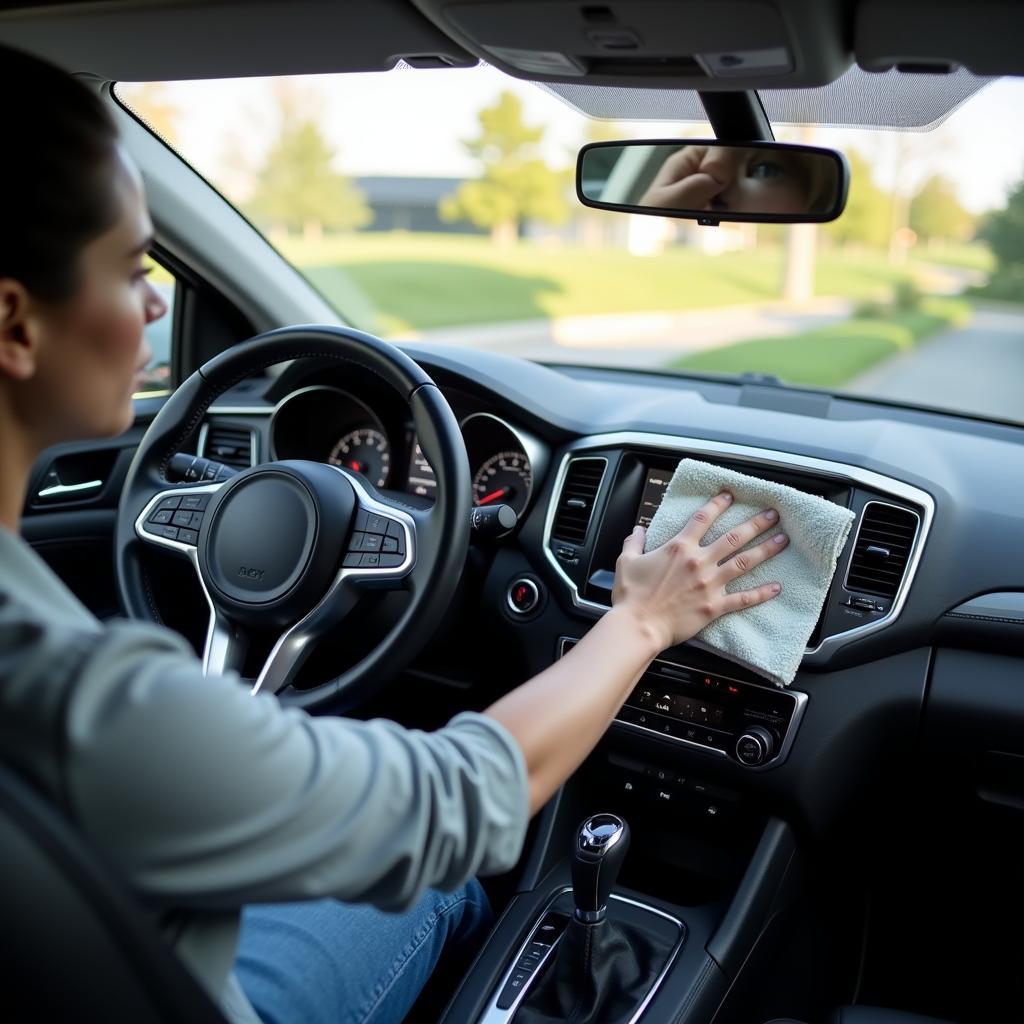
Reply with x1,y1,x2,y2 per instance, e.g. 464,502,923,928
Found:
0,527,529,1021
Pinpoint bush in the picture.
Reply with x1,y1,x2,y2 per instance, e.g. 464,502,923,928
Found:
852,298,889,318
893,278,924,311
967,266,1024,304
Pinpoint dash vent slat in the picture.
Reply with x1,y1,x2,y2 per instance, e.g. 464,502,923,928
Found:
203,424,254,469
845,502,919,598
551,458,606,545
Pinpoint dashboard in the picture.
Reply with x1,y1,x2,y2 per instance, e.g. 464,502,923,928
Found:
187,343,1024,831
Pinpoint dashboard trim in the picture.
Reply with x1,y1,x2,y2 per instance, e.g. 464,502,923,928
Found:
543,432,935,667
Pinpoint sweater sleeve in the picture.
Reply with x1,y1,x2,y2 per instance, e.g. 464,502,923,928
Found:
33,614,528,912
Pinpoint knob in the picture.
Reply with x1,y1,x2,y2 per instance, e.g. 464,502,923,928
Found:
570,813,630,923
735,726,775,767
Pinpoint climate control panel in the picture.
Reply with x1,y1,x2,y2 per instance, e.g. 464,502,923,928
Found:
559,639,807,769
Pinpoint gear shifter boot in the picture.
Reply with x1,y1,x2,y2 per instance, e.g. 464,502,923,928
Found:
513,893,680,1024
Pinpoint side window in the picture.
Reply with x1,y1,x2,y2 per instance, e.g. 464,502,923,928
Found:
137,256,177,396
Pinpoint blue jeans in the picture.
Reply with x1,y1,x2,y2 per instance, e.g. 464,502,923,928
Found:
234,879,493,1024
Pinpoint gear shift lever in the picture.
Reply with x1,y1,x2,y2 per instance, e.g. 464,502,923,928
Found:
571,813,630,923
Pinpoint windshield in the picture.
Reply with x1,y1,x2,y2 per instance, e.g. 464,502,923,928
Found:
117,66,1024,425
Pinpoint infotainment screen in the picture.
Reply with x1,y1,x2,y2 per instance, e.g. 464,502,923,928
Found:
635,467,673,528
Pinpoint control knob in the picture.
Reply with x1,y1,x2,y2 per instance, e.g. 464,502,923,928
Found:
735,725,775,767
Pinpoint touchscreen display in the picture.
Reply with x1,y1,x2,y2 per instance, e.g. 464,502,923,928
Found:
635,467,672,528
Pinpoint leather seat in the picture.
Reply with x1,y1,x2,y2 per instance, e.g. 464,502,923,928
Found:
0,761,227,1023
767,1007,955,1024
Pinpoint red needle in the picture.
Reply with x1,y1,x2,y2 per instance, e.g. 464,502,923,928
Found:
349,461,362,471
478,487,509,505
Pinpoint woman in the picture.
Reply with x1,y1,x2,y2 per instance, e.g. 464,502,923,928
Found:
0,45,786,1024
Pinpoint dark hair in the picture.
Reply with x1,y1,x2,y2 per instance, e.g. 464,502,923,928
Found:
0,45,122,302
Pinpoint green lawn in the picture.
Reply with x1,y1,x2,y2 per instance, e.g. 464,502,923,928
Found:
667,298,971,387
910,242,994,274
278,233,919,334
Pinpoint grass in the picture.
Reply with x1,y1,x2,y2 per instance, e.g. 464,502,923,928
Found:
667,297,972,388
910,242,994,274
276,232,919,334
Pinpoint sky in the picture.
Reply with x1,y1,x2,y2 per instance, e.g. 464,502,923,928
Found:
119,64,1024,214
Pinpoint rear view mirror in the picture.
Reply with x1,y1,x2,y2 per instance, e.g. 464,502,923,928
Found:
577,140,849,224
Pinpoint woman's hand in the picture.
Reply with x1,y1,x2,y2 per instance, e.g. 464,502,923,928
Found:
612,492,786,651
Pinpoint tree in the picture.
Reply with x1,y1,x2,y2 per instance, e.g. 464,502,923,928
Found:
824,151,891,250
440,91,569,245
246,83,371,239
909,175,975,245
980,174,1024,270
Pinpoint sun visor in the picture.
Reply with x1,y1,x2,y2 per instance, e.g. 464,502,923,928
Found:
857,0,1024,77
0,0,477,81
410,0,850,90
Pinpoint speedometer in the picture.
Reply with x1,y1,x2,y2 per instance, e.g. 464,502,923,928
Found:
328,427,390,488
472,451,533,517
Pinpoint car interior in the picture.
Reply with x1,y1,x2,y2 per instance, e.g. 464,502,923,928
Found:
2,1,1023,1023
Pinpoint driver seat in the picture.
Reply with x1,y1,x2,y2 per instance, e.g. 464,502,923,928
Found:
0,760,227,1023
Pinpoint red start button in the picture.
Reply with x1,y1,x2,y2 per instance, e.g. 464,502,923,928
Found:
507,577,540,615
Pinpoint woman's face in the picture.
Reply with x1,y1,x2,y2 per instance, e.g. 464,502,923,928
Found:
26,148,166,444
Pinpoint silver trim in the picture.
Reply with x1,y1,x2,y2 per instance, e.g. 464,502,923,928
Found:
460,411,548,517
558,638,808,770
477,886,685,1024
841,499,922,599
197,419,258,468
506,577,540,615
37,479,103,498
133,483,228,676
543,433,935,666
134,469,415,694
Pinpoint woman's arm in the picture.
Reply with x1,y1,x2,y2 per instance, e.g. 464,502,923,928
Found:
486,493,786,812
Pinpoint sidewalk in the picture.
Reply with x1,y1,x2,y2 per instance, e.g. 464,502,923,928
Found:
391,296,854,370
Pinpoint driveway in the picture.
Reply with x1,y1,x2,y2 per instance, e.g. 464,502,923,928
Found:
396,297,853,370
845,305,1024,423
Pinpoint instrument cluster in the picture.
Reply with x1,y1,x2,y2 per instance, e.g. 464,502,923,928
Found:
270,386,543,523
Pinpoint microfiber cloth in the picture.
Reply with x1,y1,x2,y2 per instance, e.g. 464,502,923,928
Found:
644,459,855,687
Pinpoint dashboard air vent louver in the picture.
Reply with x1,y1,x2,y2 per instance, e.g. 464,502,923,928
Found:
845,502,919,598
202,424,254,469
551,458,606,545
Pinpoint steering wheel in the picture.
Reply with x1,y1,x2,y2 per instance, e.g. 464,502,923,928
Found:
115,325,470,711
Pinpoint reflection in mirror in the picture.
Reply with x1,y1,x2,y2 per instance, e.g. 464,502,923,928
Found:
579,142,845,221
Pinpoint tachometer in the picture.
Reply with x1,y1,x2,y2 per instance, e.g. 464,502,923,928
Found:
328,427,390,488
472,451,533,517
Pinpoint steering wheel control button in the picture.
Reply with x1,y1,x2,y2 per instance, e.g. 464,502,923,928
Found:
360,553,381,567
180,494,210,511
736,726,775,766
155,525,179,541
155,495,181,511
365,512,389,534
149,509,174,525
178,528,199,546
507,576,541,615
382,536,399,553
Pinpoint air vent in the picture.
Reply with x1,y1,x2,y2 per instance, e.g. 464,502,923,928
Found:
551,458,606,545
845,502,919,598
201,423,254,469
